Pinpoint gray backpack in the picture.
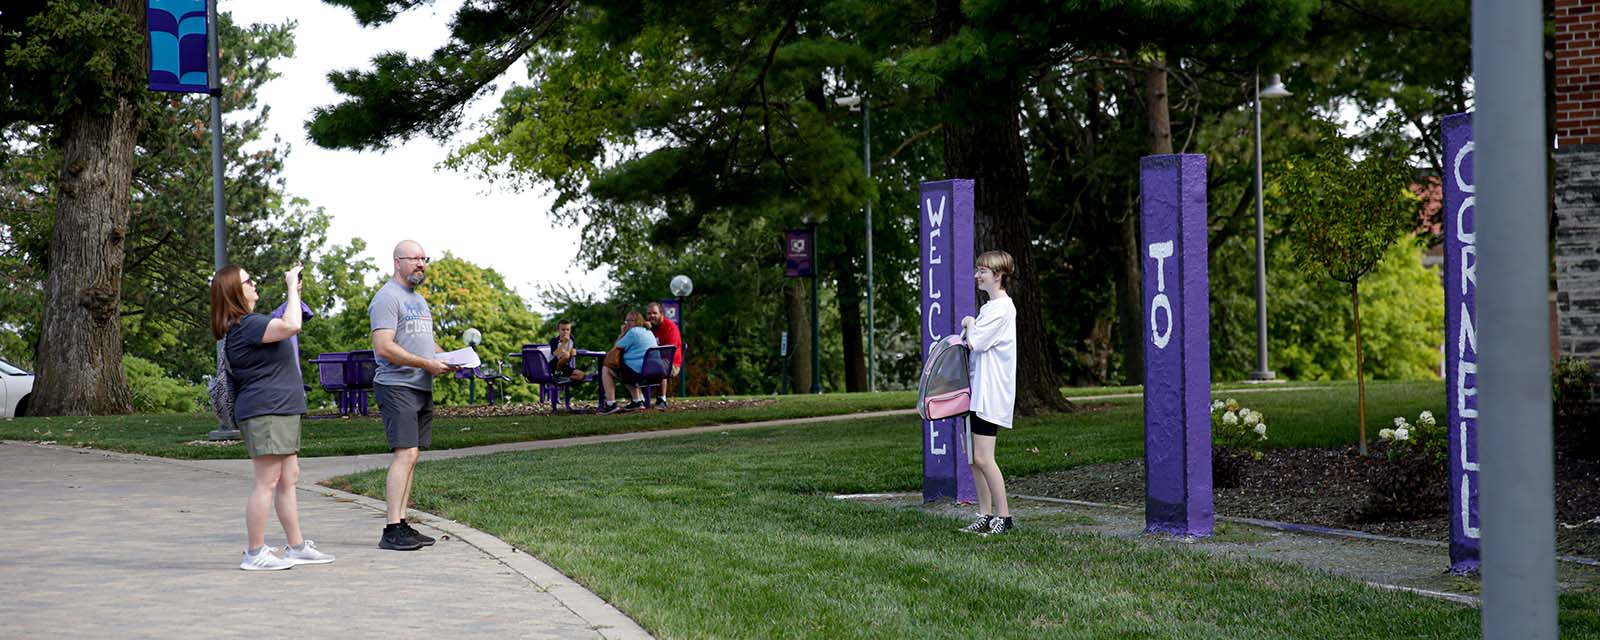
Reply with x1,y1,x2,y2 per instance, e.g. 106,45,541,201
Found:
208,340,238,429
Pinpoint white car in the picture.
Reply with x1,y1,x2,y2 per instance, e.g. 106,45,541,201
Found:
0,357,34,418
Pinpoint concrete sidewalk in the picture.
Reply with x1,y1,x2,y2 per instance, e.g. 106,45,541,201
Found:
0,442,648,640
0,409,928,640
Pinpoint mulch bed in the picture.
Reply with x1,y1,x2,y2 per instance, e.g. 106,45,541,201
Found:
1012,434,1600,558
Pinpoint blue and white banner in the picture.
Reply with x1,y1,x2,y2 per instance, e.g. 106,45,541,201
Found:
148,0,210,93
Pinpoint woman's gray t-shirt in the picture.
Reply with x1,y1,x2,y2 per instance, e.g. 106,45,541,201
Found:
225,314,309,421
368,280,436,391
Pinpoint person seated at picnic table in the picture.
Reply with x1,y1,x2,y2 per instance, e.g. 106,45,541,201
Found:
644,302,682,408
548,319,585,381
600,311,657,414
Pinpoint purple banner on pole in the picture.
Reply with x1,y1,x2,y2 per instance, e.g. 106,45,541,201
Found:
659,300,681,324
1140,154,1213,538
147,0,211,93
920,180,977,503
784,229,813,277
1442,112,1480,574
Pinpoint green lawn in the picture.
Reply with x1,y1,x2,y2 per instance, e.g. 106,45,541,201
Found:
329,396,1599,638
0,391,915,459
0,380,1442,460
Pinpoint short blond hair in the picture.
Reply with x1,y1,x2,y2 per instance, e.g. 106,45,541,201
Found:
976,250,1015,289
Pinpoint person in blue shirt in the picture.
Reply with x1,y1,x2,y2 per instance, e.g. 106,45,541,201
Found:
601,311,657,413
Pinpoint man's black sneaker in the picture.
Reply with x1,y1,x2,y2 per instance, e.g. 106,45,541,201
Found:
379,524,425,551
600,402,624,415
624,399,646,411
654,397,668,409
400,519,436,546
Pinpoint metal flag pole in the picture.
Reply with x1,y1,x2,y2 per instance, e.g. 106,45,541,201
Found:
206,0,236,441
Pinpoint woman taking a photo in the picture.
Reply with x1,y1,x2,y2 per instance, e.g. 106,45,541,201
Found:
211,263,335,571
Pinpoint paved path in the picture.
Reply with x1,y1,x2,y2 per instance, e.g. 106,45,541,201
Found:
0,442,645,640
0,409,923,640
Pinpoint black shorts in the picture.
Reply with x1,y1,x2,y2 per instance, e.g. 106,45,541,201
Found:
970,414,1001,437
376,384,433,449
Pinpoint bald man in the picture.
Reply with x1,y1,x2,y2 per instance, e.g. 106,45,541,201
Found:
368,240,453,551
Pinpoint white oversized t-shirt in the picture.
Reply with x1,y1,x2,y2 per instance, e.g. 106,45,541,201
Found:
967,296,1017,428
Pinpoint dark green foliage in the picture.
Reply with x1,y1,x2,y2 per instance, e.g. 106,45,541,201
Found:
0,0,150,122
123,354,206,414
1554,357,1600,459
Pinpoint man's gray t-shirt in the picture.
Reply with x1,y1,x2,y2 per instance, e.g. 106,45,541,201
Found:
369,279,435,391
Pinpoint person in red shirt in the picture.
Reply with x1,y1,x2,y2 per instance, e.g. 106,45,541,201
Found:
644,302,683,407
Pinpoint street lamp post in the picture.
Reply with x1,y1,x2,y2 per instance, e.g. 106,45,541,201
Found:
461,328,482,403
1251,72,1291,381
670,274,693,396
835,94,875,392
802,215,823,394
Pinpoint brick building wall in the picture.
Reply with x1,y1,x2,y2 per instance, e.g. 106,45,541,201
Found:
1557,0,1600,366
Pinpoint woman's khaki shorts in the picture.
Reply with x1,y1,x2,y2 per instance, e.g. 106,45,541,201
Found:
239,414,301,458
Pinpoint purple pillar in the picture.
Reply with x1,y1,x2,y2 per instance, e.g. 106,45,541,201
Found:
920,179,977,503
1140,154,1213,538
1443,113,1481,574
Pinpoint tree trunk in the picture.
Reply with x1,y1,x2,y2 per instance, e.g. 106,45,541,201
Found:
935,0,1071,415
33,100,140,415
1352,281,1367,455
1116,58,1174,386
835,253,868,392
1145,58,1174,156
1116,212,1144,384
785,278,811,395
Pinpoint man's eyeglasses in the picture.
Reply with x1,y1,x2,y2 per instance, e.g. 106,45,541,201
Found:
397,256,431,264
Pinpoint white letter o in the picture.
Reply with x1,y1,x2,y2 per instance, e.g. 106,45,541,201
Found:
1150,294,1173,349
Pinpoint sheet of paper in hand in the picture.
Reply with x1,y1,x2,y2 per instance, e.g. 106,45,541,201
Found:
437,347,481,369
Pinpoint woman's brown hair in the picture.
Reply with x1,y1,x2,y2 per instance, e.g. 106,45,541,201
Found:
210,265,251,340
623,310,645,329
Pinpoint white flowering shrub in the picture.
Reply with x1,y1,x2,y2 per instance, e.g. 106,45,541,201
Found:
1377,410,1445,465
1362,409,1449,522
1211,398,1269,460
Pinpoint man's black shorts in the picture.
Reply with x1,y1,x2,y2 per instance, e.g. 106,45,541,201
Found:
376,384,433,449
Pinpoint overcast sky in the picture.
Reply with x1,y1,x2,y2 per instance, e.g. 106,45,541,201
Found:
227,0,609,314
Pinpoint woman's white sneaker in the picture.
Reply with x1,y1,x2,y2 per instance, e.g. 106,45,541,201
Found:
283,540,336,565
240,546,294,571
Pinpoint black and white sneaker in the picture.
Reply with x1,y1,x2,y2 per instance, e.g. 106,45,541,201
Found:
600,402,624,415
400,520,436,546
623,399,646,411
959,514,993,534
983,517,1015,537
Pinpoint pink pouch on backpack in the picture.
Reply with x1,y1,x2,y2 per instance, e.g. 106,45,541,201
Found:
923,389,971,420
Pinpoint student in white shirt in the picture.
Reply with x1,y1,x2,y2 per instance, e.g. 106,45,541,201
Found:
958,250,1018,536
